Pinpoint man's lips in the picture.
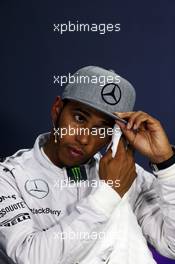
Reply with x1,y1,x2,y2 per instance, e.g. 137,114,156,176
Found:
67,146,84,158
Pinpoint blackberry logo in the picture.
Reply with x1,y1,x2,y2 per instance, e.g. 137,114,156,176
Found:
30,208,61,216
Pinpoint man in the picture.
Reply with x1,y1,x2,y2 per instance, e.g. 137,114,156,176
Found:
0,66,175,264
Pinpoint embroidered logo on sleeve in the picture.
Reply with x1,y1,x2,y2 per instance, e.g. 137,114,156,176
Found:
0,213,31,227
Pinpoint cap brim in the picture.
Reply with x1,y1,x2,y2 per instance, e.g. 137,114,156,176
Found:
63,97,127,124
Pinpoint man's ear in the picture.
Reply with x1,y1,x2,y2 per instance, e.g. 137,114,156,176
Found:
51,96,64,125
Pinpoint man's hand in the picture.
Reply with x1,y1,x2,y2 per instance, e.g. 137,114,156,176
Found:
99,138,136,197
116,111,173,163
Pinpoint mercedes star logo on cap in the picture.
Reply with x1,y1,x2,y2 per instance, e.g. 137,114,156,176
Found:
101,83,121,105
25,179,49,199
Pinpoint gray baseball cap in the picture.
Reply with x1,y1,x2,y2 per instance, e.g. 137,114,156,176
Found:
62,66,136,123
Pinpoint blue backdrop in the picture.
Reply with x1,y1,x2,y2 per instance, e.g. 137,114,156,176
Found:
0,1,175,263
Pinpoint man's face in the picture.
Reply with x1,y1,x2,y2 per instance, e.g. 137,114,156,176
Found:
54,100,115,167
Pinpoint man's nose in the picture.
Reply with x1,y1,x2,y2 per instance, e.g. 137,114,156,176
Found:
75,131,90,145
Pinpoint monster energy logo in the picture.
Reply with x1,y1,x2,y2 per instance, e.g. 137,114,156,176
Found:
71,167,81,182
66,165,87,182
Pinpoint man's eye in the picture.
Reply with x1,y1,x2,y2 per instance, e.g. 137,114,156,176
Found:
74,114,85,123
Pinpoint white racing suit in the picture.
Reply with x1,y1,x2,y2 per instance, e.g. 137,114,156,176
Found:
0,133,175,264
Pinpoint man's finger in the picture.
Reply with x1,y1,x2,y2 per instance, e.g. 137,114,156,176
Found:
114,112,134,119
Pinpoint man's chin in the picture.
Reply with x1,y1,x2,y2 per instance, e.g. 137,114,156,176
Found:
60,158,91,168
